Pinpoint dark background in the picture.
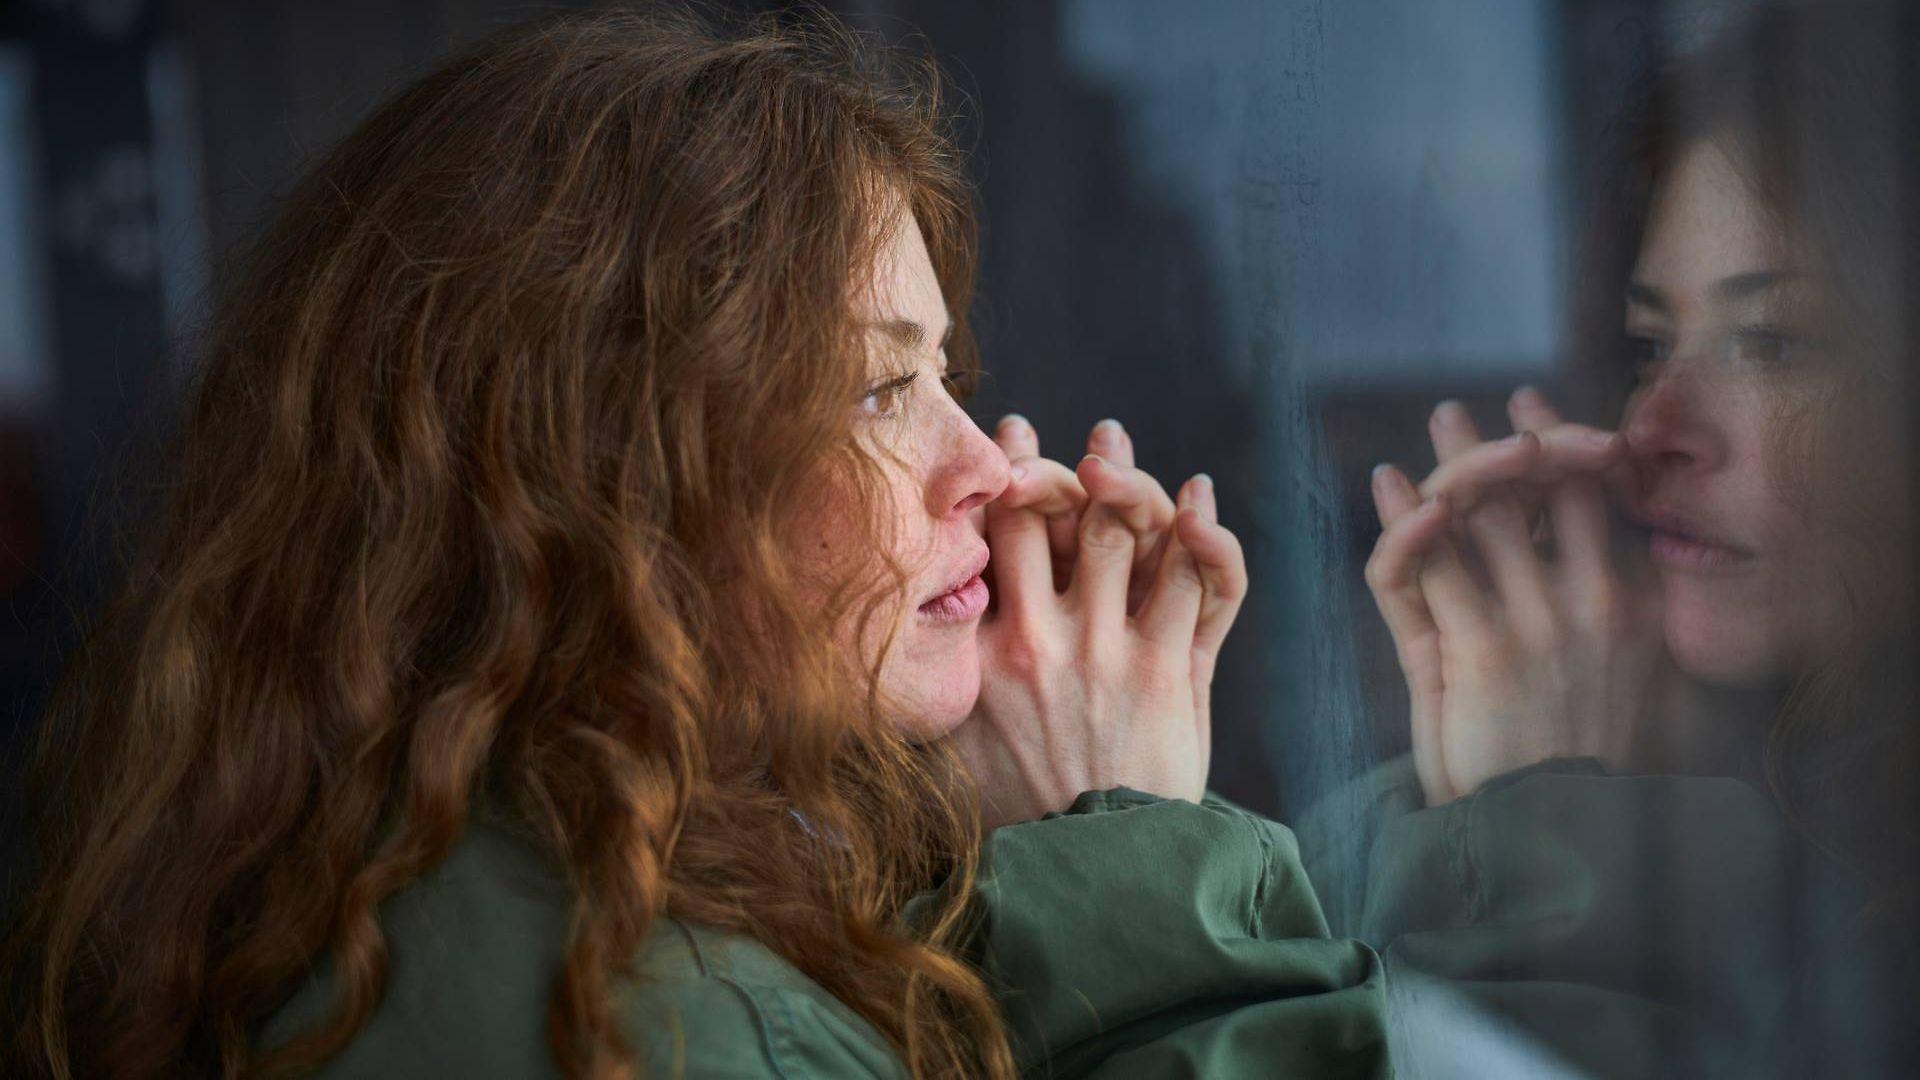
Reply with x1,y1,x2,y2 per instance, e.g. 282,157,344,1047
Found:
0,0,1683,841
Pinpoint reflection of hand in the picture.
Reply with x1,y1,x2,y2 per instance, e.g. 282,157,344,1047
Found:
952,417,1246,829
1364,387,1665,805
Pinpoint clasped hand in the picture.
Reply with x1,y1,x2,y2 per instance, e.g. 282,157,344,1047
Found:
1365,387,1668,805
949,418,1247,829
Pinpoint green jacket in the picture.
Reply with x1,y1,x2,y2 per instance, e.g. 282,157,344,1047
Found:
258,789,1389,1077
1300,756,1911,1078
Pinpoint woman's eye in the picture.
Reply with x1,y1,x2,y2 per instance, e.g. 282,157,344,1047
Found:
858,373,916,418
938,369,975,402
1623,333,1671,380
1728,326,1806,368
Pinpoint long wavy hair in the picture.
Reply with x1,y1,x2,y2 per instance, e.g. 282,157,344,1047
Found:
1569,0,1920,934
1,6,1016,1077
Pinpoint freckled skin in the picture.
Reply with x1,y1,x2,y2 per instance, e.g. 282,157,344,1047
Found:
795,211,1009,737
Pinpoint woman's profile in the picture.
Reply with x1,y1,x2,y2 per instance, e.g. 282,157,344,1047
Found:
0,6,1386,1079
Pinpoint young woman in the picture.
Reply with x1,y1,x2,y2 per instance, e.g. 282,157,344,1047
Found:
1347,0,1918,1075
0,7,1387,1079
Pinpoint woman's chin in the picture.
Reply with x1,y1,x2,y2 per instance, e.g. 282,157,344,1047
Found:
1665,593,1794,689
885,640,982,740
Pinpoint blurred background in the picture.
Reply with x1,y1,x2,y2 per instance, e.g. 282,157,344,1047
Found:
0,0,1741,833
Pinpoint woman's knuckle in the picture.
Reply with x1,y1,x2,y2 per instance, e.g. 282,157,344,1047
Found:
1364,543,1400,590
1080,516,1133,553
997,623,1056,677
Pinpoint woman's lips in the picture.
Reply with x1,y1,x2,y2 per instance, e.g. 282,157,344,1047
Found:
917,573,988,621
1647,529,1756,572
918,546,990,622
1634,506,1757,574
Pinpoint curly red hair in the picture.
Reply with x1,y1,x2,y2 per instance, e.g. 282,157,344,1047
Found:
2,6,1014,1077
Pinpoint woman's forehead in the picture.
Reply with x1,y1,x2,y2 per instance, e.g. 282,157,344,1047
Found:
861,212,946,325
1634,139,1801,300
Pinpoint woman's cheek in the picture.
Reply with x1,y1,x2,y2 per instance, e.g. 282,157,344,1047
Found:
880,630,983,739
1661,571,1795,686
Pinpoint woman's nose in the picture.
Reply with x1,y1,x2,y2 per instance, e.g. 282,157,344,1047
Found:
1622,363,1725,476
927,404,1010,519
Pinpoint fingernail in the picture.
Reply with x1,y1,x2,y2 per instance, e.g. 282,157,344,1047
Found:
1094,418,1124,436
1082,453,1106,471
1193,472,1213,490
1000,413,1030,432
1432,400,1466,426
1512,385,1543,406
1374,463,1414,500
1009,462,1029,482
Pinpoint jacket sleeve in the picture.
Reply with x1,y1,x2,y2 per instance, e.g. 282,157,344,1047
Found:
964,787,1390,1078
1316,756,1877,1078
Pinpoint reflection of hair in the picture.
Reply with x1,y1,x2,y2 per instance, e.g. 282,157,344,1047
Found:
2,8,1012,1077
1570,0,1920,933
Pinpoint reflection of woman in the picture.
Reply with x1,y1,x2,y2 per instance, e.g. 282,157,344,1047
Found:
1345,0,1918,1075
1,10,1387,1078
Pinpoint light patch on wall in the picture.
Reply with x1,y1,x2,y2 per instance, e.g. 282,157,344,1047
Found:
1059,0,1568,382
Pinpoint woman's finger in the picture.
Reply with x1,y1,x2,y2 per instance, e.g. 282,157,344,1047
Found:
1365,467,1448,655
1428,399,1543,526
1087,419,1174,611
1365,465,1454,804
995,413,1039,461
996,414,1096,591
1426,400,1499,549
1397,417,1497,653
1069,454,1166,616
1415,432,1539,506
1411,495,1498,651
985,494,1059,623
1455,435,1558,639
1136,479,1209,649
1087,417,1135,469
1047,515,1081,587
985,417,1073,617
1503,387,1610,513
1430,403,1556,637
1417,424,1623,511
1177,480,1247,666
995,455,1087,517
1504,385,1561,430
1508,387,1616,598
1428,399,1484,462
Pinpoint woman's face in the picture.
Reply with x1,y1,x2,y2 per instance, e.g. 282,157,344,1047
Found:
799,210,1009,738
1622,138,1906,687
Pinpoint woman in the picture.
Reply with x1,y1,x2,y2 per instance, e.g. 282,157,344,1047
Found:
1,7,1385,1079
1345,0,1918,1074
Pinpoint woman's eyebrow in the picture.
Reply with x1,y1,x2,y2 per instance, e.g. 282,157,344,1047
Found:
1711,269,1807,302
1625,281,1669,313
868,317,955,351
1627,270,1810,313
